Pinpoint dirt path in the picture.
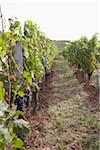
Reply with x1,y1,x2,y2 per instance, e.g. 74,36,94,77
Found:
25,55,99,150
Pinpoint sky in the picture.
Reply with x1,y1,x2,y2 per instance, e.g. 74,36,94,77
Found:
0,0,99,40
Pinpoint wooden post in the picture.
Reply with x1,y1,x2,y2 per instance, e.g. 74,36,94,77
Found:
0,4,4,32
14,40,23,77
96,70,100,103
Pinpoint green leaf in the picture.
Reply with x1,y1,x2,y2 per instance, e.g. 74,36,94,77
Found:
14,110,22,117
17,91,24,97
0,81,4,101
26,20,32,26
4,31,10,39
10,110,22,119
14,21,20,28
23,71,30,78
14,119,30,135
27,76,32,83
0,49,6,57
12,138,24,148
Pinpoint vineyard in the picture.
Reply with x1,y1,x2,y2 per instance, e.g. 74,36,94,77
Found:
63,34,100,80
0,18,100,150
0,18,57,149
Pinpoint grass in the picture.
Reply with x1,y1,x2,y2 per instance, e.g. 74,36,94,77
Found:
25,54,99,150
48,55,99,149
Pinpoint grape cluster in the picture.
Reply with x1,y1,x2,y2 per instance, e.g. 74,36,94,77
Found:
15,95,29,111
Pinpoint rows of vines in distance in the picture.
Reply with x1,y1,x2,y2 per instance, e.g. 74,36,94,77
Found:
63,34,100,81
0,18,57,149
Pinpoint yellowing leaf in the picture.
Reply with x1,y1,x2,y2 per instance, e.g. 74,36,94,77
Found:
17,91,24,97
0,81,4,101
